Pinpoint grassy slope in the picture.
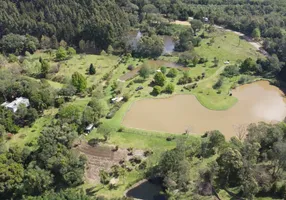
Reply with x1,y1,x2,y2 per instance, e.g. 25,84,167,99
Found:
6,26,267,199
6,108,57,149
56,54,119,87
188,29,264,110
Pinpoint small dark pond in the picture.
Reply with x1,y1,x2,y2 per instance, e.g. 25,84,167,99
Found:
126,180,166,200
128,31,175,55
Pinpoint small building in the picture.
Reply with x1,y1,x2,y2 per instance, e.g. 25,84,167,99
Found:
224,61,230,64
1,97,30,113
85,124,94,133
111,97,123,103
203,17,209,22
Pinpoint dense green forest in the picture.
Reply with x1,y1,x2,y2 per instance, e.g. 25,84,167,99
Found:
1,0,286,76
1,0,286,199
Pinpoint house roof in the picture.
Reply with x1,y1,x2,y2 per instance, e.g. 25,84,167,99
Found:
1,97,30,112
111,97,123,103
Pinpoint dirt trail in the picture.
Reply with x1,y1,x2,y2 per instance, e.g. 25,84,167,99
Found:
185,65,226,87
214,25,268,55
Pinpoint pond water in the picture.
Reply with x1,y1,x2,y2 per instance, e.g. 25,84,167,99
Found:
122,81,286,138
126,180,166,200
128,31,175,54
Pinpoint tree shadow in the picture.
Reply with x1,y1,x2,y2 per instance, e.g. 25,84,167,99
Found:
224,188,242,200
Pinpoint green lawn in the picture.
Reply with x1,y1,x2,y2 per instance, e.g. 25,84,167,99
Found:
55,54,119,87
185,28,265,110
6,108,57,149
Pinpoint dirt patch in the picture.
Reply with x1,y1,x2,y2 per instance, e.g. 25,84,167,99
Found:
119,67,142,81
76,142,145,183
170,20,191,26
76,142,127,183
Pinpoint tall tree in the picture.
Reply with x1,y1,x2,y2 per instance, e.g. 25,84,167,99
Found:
89,64,96,75
71,72,87,92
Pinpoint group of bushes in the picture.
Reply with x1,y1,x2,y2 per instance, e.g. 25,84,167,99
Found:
152,69,176,96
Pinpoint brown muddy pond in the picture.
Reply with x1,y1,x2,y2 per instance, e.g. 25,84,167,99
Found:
122,81,286,138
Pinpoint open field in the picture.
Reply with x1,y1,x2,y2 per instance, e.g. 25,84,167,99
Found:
6,108,57,149
3,22,272,200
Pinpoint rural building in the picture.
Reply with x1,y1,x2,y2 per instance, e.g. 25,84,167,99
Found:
203,17,209,22
1,97,30,113
111,97,123,103
85,124,94,133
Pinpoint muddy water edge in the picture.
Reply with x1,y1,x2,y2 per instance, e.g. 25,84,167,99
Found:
122,81,286,138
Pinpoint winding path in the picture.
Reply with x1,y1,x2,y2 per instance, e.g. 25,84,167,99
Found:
185,65,226,87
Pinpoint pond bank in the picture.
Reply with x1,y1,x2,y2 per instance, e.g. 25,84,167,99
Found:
122,81,286,138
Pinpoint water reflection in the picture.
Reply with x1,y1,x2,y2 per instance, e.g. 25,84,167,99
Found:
128,31,175,55
126,180,166,200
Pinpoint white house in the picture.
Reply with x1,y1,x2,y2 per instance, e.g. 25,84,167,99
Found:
111,97,123,103
1,97,30,113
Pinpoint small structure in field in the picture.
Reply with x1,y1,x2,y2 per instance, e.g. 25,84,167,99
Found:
1,97,30,113
85,124,94,133
135,86,143,91
224,61,230,64
111,97,124,103
203,17,209,22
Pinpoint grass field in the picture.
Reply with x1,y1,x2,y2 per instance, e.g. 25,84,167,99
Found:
4,24,270,199
6,108,57,150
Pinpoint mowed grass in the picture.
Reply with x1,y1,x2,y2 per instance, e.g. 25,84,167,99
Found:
186,28,265,110
56,54,119,87
30,51,119,88
6,108,57,149
196,29,263,62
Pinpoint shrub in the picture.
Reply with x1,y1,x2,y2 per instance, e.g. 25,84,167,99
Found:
8,54,18,63
100,50,107,56
199,57,208,64
139,63,152,79
164,83,175,94
222,65,240,77
167,68,178,78
127,65,134,71
153,72,166,86
178,72,192,85
238,75,252,84
139,161,147,170
100,170,110,185
160,66,167,74
67,47,76,55
89,63,96,75
213,77,223,89
56,46,67,60
152,86,162,96
55,97,65,108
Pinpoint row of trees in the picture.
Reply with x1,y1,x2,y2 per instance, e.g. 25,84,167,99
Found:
221,56,283,78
